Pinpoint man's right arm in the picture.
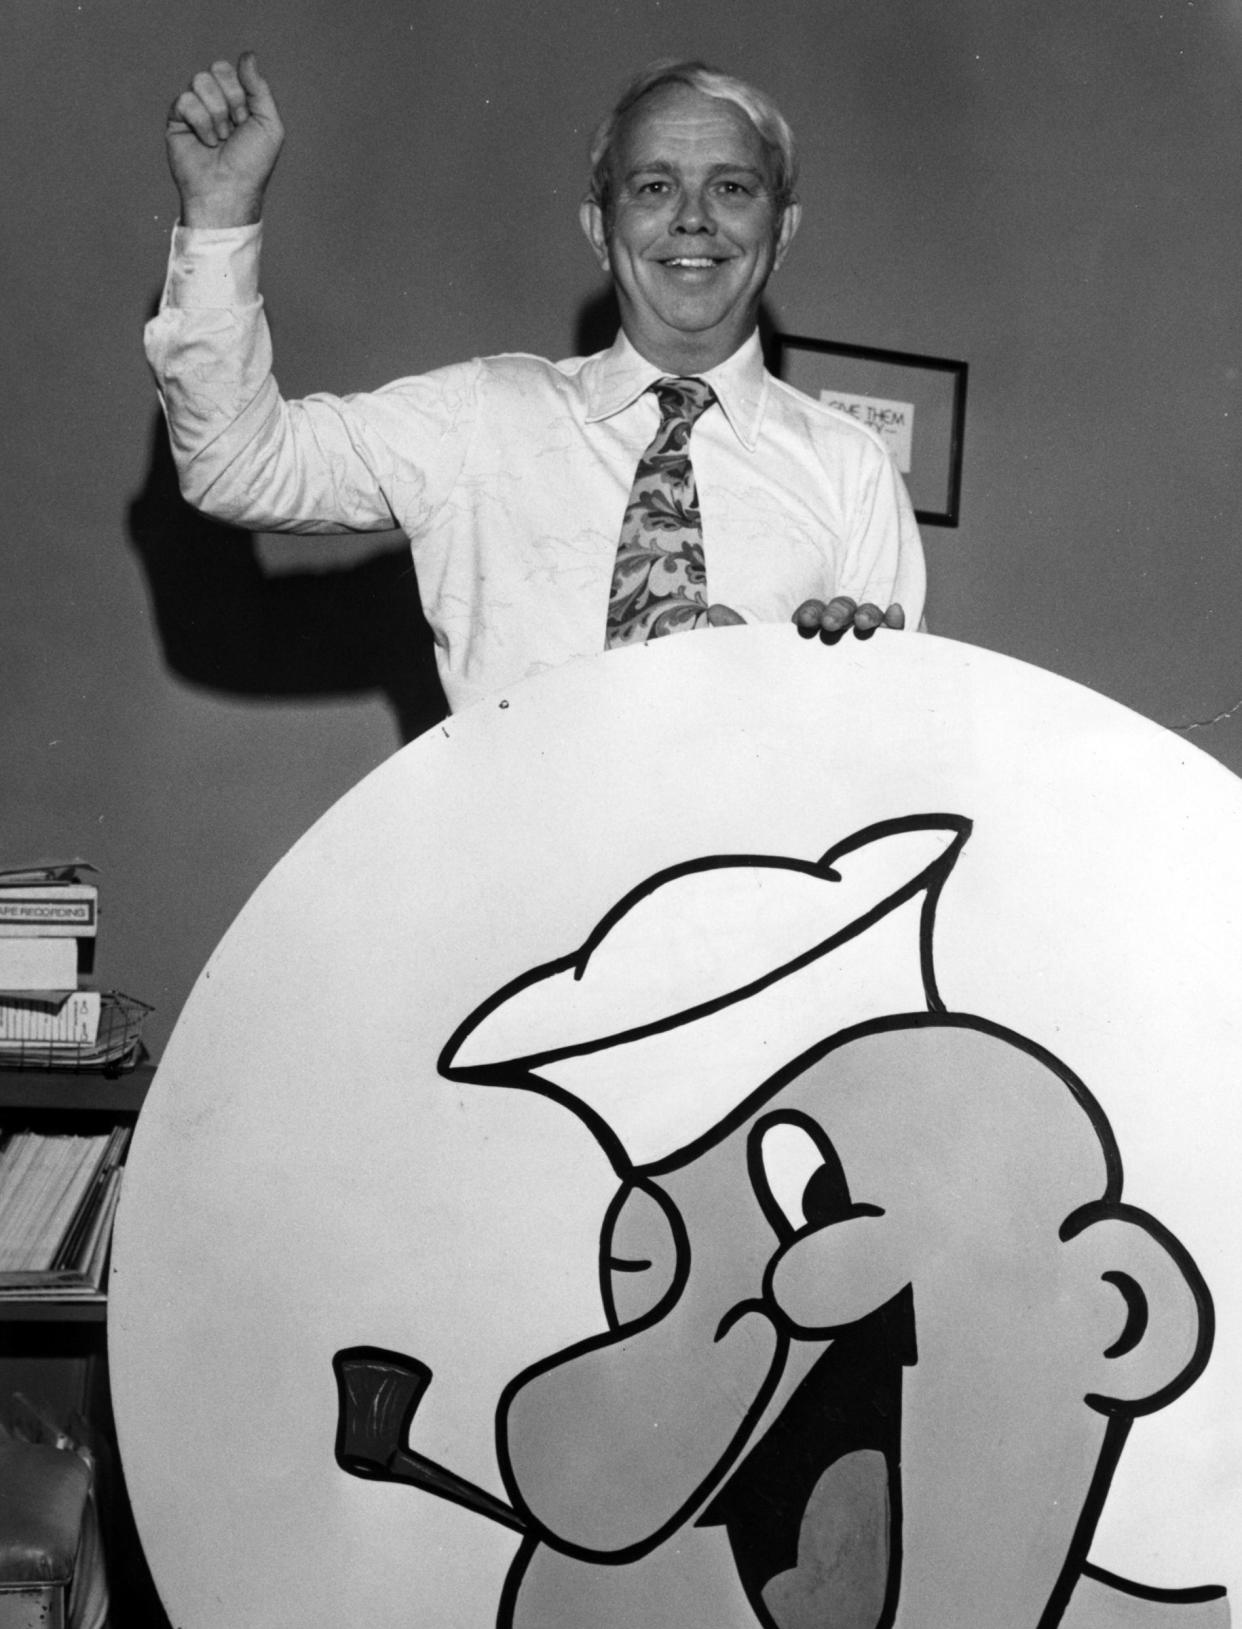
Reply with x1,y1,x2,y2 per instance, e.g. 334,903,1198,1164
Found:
149,55,448,536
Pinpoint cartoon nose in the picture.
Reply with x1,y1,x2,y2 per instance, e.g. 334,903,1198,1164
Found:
500,1292,781,1557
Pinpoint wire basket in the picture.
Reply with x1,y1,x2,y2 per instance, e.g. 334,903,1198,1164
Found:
0,992,154,1075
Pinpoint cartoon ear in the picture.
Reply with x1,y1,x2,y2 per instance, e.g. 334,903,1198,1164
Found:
1060,1204,1214,1417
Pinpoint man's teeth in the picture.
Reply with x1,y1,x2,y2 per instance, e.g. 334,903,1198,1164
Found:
666,257,718,268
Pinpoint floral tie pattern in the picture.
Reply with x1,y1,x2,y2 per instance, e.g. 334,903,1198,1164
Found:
605,377,718,647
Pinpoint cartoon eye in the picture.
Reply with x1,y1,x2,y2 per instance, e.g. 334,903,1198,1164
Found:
600,1181,686,1331
752,1115,873,1237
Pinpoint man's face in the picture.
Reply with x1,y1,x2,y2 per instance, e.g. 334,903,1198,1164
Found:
581,83,800,372
501,1025,1169,1629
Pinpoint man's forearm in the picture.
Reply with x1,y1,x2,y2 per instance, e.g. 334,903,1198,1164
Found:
146,224,279,524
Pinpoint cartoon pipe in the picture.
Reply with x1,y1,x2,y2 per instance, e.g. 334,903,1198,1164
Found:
333,1346,526,1535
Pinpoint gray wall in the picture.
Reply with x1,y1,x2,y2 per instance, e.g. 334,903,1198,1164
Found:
4,0,1241,1056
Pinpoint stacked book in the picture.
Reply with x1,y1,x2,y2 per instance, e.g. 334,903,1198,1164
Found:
0,1125,132,1300
0,863,150,1070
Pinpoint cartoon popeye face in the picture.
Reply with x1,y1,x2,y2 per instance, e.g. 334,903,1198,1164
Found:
348,816,1219,1629
496,1020,1213,1629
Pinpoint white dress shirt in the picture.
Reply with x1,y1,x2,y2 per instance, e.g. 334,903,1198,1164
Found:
146,225,926,714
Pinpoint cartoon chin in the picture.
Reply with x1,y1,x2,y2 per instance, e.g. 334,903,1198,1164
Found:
697,1289,914,1629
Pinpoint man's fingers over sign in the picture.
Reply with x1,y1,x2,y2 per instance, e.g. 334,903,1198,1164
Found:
792,597,906,641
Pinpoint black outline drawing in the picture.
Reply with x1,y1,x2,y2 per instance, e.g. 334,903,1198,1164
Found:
332,812,1222,1629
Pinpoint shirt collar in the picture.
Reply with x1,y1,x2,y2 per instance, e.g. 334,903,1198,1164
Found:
580,329,769,451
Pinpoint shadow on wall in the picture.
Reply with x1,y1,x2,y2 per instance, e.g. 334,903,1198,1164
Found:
126,413,448,747
576,287,621,356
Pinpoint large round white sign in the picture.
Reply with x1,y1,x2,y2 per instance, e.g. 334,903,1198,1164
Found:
110,629,1242,1629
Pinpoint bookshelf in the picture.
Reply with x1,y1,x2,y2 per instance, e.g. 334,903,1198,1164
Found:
0,1061,155,1322
0,1060,169,1625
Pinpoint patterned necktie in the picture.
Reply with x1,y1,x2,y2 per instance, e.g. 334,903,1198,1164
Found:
605,377,718,647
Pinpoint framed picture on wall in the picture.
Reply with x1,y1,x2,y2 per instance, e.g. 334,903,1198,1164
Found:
774,335,969,527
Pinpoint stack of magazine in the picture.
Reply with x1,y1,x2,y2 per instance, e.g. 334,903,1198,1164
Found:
0,862,151,1071
0,1125,131,1300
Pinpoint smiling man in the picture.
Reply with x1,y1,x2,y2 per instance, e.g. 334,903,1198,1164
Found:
579,77,802,378
147,57,926,713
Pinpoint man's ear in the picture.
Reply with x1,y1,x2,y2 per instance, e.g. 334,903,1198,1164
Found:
772,201,802,272
1061,1205,1213,1417
580,199,611,273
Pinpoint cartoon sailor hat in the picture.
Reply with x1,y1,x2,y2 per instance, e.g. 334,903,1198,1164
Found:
439,814,971,1170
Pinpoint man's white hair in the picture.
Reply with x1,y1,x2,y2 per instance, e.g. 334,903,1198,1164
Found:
587,58,799,219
